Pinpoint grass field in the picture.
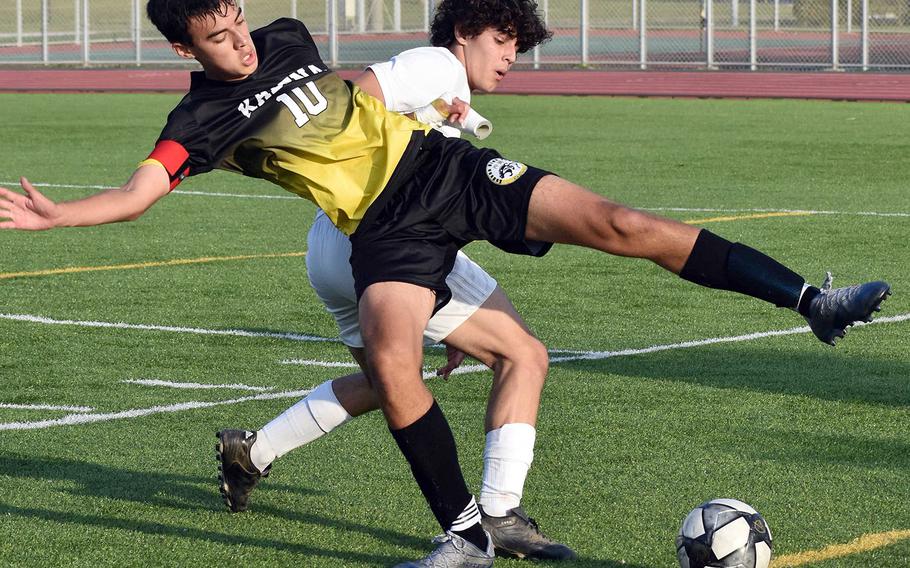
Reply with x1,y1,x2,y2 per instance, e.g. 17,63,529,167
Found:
0,93,908,567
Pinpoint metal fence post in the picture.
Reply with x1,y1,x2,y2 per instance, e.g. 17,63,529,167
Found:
533,0,548,69
83,0,91,65
773,0,780,31
75,0,81,45
749,0,756,69
17,0,23,47
135,0,142,65
732,0,739,27
831,0,839,69
580,0,589,66
425,0,432,32
42,0,50,64
706,0,715,68
861,0,869,70
633,0,638,31
328,0,338,67
291,0,297,20
357,0,366,32
639,0,647,69
393,0,401,31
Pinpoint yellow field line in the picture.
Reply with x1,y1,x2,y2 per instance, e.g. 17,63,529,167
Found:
3,212,806,280
685,211,814,225
772,529,910,566
0,252,307,280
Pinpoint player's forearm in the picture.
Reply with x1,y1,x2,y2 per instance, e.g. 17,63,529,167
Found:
50,165,171,228
53,186,157,227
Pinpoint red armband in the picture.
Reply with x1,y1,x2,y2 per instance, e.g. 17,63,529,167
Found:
146,140,191,191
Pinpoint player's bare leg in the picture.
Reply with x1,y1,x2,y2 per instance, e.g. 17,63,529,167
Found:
443,287,576,560
526,175,698,272
525,175,890,345
223,284,572,558
360,281,494,567
422,288,546,429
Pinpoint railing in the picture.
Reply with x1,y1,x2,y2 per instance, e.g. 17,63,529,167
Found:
1,0,909,70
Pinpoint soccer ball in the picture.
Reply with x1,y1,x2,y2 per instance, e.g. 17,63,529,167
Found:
676,498,773,568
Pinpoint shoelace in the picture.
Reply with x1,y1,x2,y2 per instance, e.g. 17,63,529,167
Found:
513,510,542,534
428,533,466,553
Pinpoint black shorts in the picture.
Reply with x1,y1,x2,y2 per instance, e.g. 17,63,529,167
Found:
350,130,554,312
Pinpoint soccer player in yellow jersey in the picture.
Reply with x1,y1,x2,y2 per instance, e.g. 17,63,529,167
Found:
213,0,578,562
0,1,891,566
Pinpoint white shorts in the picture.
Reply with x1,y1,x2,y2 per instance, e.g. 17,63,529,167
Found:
306,210,498,348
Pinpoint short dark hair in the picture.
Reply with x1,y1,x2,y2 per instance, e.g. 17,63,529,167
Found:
146,0,236,45
430,0,551,54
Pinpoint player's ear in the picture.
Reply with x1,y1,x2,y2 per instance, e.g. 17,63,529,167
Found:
171,42,195,60
454,25,469,47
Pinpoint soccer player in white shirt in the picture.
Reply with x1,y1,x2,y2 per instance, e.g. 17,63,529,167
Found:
217,0,576,561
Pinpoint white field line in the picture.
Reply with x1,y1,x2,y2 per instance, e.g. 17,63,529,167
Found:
549,314,910,363
1,313,907,432
280,359,359,368
0,388,313,432
643,206,910,218
121,379,274,392
282,314,910,372
0,313,339,343
0,403,94,413
280,358,489,379
4,181,909,217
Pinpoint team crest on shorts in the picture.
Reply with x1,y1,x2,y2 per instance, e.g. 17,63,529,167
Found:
486,158,528,186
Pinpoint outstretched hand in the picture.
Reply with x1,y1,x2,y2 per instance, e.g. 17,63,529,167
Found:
436,345,467,380
0,177,59,230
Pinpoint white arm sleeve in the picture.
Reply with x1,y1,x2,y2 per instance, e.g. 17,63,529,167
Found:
368,47,464,113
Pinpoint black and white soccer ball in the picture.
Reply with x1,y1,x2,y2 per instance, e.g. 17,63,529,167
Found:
676,498,773,568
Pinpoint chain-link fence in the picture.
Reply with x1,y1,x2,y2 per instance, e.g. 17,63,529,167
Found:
1,0,909,69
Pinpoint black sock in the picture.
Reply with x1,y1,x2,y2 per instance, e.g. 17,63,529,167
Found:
796,286,821,318
390,401,488,551
680,229,817,312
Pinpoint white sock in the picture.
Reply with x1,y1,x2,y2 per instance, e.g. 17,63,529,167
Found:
251,380,353,472
479,423,536,517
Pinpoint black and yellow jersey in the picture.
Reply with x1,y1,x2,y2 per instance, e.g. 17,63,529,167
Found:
146,18,428,234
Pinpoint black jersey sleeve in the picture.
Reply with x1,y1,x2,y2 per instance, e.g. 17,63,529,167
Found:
146,106,214,190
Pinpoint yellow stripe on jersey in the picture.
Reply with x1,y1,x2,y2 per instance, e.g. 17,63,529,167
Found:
137,158,166,170
225,76,429,235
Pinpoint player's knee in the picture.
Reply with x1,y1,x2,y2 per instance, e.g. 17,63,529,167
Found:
364,345,421,385
497,336,549,387
592,201,650,247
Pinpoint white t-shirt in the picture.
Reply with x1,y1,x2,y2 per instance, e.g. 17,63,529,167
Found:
369,47,470,139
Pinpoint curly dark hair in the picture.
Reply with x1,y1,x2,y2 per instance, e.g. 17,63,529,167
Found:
430,0,551,54
147,0,236,45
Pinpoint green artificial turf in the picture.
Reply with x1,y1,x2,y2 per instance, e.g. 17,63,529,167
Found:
0,93,908,567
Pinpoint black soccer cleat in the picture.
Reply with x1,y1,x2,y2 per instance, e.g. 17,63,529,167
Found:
480,506,577,561
215,429,270,513
805,272,891,346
